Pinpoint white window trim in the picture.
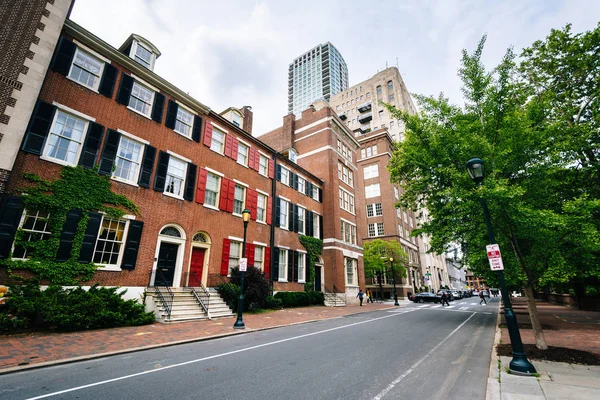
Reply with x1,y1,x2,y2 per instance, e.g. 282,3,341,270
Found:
94,216,131,271
167,150,191,163
256,192,268,224
228,236,244,241
52,102,96,122
232,184,246,217
256,188,270,196
40,108,91,167
111,133,145,187
258,153,270,177
173,106,194,139
279,199,290,231
127,80,155,119
163,155,188,200
72,40,111,64
297,252,306,283
117,129,150,145
211,122,229,134
297,205,306,234
232,179,249,187
278,248,288,282
175,100,197,115
236,141,250,167
280,166,291,186
66,48,105,93
205,166,224,177
253,241,268,246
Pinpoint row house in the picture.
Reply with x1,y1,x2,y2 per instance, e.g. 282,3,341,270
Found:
0,20,324,311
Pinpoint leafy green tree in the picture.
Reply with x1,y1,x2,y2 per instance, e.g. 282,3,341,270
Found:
363,239,408,297
386,25,600,350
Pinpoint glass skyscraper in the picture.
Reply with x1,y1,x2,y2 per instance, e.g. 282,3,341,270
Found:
288,42,348,116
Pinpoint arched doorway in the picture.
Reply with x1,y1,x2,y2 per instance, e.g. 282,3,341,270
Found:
188,232,211,287
152,225,186,287
314,256,324,292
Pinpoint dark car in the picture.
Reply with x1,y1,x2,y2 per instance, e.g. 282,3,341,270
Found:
413,292,441,303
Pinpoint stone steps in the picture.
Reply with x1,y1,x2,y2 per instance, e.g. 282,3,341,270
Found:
150,287,234,323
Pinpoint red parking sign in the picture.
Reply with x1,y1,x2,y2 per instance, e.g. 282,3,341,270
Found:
486,244,504,271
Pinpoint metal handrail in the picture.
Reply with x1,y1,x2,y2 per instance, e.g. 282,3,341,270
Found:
153,269,174,319
185,271,210,318
324,285,346,305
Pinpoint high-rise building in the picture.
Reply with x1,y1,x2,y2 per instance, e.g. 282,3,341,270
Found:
287,42,348,117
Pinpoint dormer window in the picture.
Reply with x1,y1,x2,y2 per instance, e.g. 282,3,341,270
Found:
118,34,161,71
232,113,242,128
133,42,154,69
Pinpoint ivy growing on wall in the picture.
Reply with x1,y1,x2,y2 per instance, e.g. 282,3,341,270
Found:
1,166,139,285
299,235,323,292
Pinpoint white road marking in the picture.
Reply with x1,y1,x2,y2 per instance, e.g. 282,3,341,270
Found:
459,307,469,310
24,310,418,400
483,312,492,315
417,304,429,308
431,305,442,308
372,312,476,400
446,305,455,309
470,303,477,305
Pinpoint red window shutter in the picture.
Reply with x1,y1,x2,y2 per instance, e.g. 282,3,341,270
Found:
219,177,230,211
221,239,231,276
203,121,213,147
231,137,239,161
227,179,236,213
248,148,256,171
264,247,271,278
246,243,255,267
268,159,274,179
266,195,272,225
224,134,233,158
196,168,208,203
246,188,256,220
255,151,262,171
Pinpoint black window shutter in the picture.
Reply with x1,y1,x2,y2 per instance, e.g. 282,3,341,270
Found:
318,188,323,202
154,151,170,192
51,37,76,76
276,164,281,181
192,115,203,142
98,129,120,175
98,64,118,98
184,163,197,201
274,196,280,226
292,173,298,190
293,251,299,283
306,211,313,237
272,248,280,280
0,196,25,259
78,212,102,263
319,215,324,239
165,100,178,129
292,204,298,233
306,182,312,196
22,100,56,155
116,73,134,105
138,145,156,188
56,209,82,262
78,122,104,169
121,220,144,270
288,250,294,282
151,92,165,123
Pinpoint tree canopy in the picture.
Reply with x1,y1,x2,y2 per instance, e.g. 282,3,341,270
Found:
363,239,408,282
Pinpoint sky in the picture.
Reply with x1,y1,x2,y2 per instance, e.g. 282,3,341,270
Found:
70,0,600,136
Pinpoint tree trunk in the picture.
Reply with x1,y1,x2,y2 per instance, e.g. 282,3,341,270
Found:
523,283,548,350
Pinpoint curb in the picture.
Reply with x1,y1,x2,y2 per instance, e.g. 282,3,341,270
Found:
485,300,502,400
0,306,397,375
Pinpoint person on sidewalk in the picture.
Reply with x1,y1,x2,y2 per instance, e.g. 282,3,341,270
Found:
366,289,373,303
479,291,487,305
357,289,364,306
441,291,450,306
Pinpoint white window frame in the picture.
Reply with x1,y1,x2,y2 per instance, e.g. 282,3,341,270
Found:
237,141,249,167
312,185,319,201
210,127,226,154
256,193,267,223
297,176,305,194
174,106,194,138
228,241,242,276
233,184,246,215
164,155,188,199
93,215,130,271
313,212,320,239
297,206,305,234
280,199,289,230
394,187,400,199
280,167,290,186
12,209,52,260
204,171,221,210
258,153,269,176
254,245,265,271
363,164,379,179
368,222,385,237
128,80,155,119
41,108,90,167
112,133,145,186
365,184,381,199
130,40,156,70
278,248,288,282
67,46,105,92
345,257,357,286
297,252,306,283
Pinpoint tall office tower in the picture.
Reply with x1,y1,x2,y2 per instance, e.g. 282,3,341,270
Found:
287,42,348,117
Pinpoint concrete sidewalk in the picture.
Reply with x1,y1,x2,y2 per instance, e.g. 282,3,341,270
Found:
0,301,399,374
487,299,600,400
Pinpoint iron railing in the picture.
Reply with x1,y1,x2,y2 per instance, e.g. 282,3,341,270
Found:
153,269,174,320
185,271,210,318
324,284,346,305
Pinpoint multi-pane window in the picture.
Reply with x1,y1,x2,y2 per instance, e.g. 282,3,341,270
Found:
254,246,264,270
257,193,267,223
43,110,86,165
228,241,242,275
368,223,385,237
259,154,269,176
12,209,51,259
210,127,225,153
397,208,402,218
205,172,220,207
128,81,154,117
313,213,320,239
278,249,288,281
114,136,143,183
376,86,382,98
280,167,290,185
363,164,379,179
134,43,153,69
365,184,381,198
297,177,305,193
297,252,306,282
69,48,103,90
339,189,355,213
174,107,193,137
312,185,319,201
361,145,378,159
165,156,187,197
237,143,249,166
398,224,403,237
338,162,354,187
345,257,357,286
297,207,305,234
340,220,357,245
93,217,127,266
233,185,245,214
280,199,289,229
366,203,383,217
394,187,400,199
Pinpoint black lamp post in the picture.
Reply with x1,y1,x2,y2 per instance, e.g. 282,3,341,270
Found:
466,158,536,375
233,209,251,329
389,257,399,306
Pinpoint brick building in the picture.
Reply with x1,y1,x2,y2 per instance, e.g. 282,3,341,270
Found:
0,19,327,317
0,0,73,194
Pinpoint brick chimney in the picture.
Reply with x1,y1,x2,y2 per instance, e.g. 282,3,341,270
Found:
242,106,253,135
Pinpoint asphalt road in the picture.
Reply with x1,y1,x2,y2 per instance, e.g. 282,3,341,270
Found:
2,297,499,400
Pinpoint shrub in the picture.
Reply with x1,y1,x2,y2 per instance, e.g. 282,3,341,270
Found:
216,282,240,311
274,291,324,308
229,266,271,311
264,296,283,310
1,283,155,332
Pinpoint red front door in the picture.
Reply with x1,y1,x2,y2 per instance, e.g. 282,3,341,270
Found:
189,247,205,286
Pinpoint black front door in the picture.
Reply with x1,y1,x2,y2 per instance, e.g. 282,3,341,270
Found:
314,265,322,292
155,242,178,286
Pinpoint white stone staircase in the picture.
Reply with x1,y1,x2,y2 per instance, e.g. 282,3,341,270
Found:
151,287,234,323
324,292,346,307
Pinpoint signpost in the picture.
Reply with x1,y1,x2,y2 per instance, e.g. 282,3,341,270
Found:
486,244,504,271
239,257,248,272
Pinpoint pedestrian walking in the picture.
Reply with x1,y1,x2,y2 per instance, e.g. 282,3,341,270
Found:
479,291,487,305
357,289,364,306
441,291,450,306
366,289,373,303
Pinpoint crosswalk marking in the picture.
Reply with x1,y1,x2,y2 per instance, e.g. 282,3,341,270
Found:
469,303,477,305
459,306,469,310
446,305,455,308
417,304,429,308
431,305,442,308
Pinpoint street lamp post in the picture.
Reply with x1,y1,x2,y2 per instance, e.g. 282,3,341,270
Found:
233,209,251,329
389,257,399,306
466,158,536,375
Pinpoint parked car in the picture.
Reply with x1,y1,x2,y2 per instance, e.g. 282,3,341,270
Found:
472,290,480,297
451,290,462,299
437,289,454,301
412,292,441,303
462,290,472,298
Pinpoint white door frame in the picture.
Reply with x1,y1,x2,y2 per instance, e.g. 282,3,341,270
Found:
150,225,186,287
188,242,211,286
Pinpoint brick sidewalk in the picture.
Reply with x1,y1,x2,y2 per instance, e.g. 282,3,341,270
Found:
0,303,395,373
500,298,600,355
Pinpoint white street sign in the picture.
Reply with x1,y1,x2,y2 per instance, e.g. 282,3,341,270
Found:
239,257,248,272
486,244,504,271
